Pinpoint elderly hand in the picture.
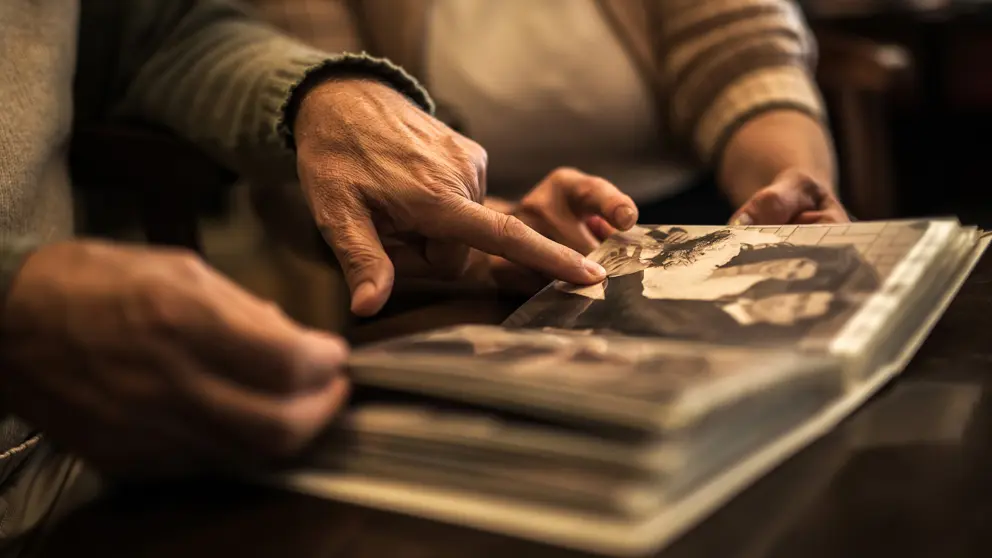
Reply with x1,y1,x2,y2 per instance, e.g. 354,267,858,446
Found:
0,241,349,478
293,79,607,316
471,168,638,294
728,170,850,226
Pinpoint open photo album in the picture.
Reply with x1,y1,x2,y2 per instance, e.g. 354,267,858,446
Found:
279,219,989,556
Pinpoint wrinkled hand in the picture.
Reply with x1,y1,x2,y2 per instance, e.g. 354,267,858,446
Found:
728,170,850,226
0,241,349,478
475,168,638,293
293,79,606,316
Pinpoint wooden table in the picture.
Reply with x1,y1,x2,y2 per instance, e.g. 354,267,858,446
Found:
32,251,992,558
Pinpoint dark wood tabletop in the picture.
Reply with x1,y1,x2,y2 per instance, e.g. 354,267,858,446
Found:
33,250,992,558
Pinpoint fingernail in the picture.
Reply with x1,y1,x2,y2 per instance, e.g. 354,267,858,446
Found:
731,213,753,227
583,259,607,279
614,206,637,229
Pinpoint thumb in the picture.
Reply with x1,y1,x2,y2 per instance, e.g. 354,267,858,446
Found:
319,213,394,317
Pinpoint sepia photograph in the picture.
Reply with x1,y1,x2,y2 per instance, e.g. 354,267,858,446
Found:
504,223,937,347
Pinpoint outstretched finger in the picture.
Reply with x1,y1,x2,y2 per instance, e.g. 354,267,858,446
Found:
513,207,600,255
424,198,607,285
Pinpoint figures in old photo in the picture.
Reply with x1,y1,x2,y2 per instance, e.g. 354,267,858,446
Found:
517,226,881,345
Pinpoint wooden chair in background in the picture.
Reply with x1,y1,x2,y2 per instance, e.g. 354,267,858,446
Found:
814,30,914,220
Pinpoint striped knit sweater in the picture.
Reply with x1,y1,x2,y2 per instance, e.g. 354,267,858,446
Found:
252,0,824,169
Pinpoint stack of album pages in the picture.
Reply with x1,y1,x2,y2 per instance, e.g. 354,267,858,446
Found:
283,218,989,557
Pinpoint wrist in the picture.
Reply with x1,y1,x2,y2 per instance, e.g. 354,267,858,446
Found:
717,110,836,206
279,53,435,151
294,78,403,138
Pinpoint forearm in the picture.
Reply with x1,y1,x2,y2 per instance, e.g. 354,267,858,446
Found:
717,110,836,208
646,0,829,200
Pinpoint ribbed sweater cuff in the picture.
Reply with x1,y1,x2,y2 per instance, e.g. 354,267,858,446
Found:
269,51,436,151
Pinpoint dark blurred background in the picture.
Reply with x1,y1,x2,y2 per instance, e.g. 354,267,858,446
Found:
804,0,992,225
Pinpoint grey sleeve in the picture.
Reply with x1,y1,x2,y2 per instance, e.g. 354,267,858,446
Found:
100,0,434,182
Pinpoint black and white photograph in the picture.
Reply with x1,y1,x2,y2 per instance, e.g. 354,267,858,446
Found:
504,222,937,347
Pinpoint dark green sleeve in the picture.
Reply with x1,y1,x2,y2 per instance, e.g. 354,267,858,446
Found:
75,0,433,182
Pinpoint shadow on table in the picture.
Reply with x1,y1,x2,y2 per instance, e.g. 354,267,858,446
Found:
27,426,846,558
27,374,992,558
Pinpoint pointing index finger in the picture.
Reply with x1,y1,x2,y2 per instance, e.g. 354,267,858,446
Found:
426,198,607,285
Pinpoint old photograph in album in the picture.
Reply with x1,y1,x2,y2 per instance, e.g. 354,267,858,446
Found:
505,220,972,365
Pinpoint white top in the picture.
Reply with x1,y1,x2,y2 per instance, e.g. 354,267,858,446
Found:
425,0,696,203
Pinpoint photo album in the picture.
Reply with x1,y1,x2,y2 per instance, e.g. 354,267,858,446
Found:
279,219,989,556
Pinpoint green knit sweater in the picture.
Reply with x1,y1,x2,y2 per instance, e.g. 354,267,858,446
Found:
0,0,432,478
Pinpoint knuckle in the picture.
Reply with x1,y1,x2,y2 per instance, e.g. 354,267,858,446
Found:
260,300,292,324
442,141,481,191
343,252,386,282
135,281,191,334
332,232,386,276
545,167,577,189
471,141,488,168
312,197,357,232
496,214,531,244
574,178,607,202
424,185,459,211
781,170,828,199
166,250,211,282
551,166,580,178
411,190,462,231
754,190,787,214
456,164,482,201
793,173,823,191
517,197,553,223
456,152,478,179
588,177,618,195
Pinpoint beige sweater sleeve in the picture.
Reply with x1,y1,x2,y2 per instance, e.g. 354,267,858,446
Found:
647,0,826,162
110,1,432,183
